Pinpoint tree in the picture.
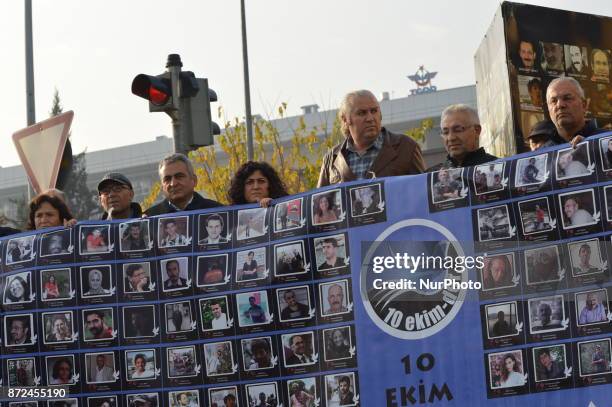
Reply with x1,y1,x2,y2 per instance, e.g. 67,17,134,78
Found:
49,89,99,220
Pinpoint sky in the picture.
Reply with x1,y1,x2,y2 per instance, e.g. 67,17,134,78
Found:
1,0,611,167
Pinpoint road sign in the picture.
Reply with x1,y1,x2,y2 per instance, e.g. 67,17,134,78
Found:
12,111,74,194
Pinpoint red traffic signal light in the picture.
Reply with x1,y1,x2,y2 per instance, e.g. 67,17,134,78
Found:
131,74,172,107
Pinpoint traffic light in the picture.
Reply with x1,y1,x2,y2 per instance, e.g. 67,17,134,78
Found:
131,72,175,112
131,54,219,154
181,78,221,149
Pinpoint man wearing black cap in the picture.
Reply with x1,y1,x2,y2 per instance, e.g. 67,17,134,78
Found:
527,120,557,151
97,173,143,219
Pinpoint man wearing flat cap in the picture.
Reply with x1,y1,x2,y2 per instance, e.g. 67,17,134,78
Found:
97,172,143,219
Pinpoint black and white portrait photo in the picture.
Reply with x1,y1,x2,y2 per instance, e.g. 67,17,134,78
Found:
524,245,562,285
165,301,194,333
198,212,230,245
477,205,512,241
323,326,353,361
515,154,548,187
158,216,190,248
3,271,33,305
40,229,71,257
5,235,36,265
80,265,113,298
119,220,152,252
274,240,306,277
527,295,565,334
349,184,383,217
431,168,464,203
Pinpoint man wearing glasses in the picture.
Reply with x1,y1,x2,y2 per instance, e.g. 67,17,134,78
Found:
97,172,143,219
427,104,497,172
317,89,425,187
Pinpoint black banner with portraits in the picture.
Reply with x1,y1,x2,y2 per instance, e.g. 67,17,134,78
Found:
0,180,385,407
476,2,612,156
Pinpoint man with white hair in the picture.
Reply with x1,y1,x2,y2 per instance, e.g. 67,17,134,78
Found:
317,89,424,187
534,77,606,150
427,104,497,172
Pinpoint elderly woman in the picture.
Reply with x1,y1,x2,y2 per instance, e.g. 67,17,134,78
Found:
26,191,74,230
229,161,288,207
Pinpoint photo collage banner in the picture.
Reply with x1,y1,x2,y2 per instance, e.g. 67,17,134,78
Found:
1,132,612,406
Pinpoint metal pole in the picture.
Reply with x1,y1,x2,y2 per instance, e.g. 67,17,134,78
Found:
166,54,186,155
241,0,254,161
24,0,35,200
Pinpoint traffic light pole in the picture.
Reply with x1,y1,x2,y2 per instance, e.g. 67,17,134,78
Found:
166,55,189,156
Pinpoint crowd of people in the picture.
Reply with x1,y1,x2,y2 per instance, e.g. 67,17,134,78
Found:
0,78,607,237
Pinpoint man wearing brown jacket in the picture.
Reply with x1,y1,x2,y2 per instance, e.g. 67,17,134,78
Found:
317,90,425,187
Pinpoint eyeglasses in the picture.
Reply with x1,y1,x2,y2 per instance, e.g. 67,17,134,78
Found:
440,125,475,137
99,184,129,195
